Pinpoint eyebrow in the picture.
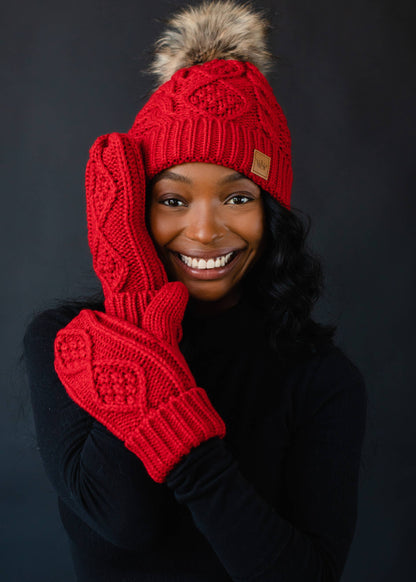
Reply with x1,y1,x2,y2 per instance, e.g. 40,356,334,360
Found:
152,169,250,186
152,170,192,185
219,171,250,184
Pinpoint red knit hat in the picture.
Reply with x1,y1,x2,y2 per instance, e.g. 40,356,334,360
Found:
127,2,293,208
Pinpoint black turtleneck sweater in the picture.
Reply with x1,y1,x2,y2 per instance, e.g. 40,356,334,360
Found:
23,298,367,582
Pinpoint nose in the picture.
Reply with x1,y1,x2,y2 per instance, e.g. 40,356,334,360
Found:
184,203,223,245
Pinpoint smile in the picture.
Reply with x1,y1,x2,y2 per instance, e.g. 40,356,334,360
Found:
169,249,242,281
179,252,235,270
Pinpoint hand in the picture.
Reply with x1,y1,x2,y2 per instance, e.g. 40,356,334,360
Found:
85,132,168,325
54,282,226,483
58,132,227,481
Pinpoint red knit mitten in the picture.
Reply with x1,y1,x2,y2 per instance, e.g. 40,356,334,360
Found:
56,132,226,482
54,282,226,483
86,132,167,325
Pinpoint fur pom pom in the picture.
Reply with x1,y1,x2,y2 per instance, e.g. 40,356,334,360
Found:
149,1,274,86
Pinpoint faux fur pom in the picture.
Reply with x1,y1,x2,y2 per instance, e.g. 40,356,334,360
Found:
149,1,274,87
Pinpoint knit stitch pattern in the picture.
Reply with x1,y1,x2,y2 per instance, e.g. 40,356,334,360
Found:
54,133,227,482
85,133,168,325
129,59,293,207
54,284,226,484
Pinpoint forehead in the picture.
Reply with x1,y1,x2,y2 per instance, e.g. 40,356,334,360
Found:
152,162,255,186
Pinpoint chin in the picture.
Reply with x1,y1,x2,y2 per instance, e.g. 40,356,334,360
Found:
185,281,230,301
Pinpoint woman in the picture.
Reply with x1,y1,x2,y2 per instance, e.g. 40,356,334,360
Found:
24,2,367,581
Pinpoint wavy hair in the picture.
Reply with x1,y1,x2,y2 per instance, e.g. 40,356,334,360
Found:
242,192,337,363
41,191,336,364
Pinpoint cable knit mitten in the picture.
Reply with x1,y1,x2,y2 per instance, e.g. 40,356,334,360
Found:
56,130,226,481
54,282,226,483
86,132,168,325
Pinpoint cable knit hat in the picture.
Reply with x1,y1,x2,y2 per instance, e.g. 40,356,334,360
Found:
128,1,293,208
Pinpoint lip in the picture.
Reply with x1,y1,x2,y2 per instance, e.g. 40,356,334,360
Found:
170,249,244,280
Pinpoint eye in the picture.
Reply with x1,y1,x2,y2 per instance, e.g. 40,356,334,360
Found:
159,197,186,207
226,194,253,205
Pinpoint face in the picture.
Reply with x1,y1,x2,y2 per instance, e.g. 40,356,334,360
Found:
149,162,265,310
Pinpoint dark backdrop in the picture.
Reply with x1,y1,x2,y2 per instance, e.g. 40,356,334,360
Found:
2,1,415,580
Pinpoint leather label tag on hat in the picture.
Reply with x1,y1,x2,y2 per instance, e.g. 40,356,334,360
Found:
251,149,271,180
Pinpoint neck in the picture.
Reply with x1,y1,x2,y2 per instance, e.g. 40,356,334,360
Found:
187,290,241,317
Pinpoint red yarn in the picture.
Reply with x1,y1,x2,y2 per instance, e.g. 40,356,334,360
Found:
129,59,293,208
54,132,226,482
54,58,292,482
54,283,226,484
85,132,168,325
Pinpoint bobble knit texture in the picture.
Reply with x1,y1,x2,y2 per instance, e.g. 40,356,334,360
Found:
54,133,226,483
129,59,293,208
54,289,226,484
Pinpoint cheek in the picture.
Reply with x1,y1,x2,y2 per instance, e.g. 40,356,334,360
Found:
148,208,179,278
148,205,175,247
235,206,265,251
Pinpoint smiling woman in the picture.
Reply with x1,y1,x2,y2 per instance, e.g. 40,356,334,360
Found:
23,2,367,581
149,163,265,307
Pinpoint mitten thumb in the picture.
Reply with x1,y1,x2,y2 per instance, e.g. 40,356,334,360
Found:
142,282,189,345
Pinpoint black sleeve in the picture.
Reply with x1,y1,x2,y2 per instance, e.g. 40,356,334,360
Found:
166,349,368,582
23,308,172,551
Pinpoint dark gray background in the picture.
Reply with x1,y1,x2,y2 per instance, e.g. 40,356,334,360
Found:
2,0,415,580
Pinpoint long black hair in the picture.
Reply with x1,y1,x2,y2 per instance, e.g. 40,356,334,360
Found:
41,190,336,363
242,192,337,363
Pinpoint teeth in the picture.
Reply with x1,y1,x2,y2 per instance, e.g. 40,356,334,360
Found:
179,252,234,270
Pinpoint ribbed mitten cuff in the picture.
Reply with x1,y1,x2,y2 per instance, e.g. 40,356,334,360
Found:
125,387,226,483
104,285,187,344
105,291,157,326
